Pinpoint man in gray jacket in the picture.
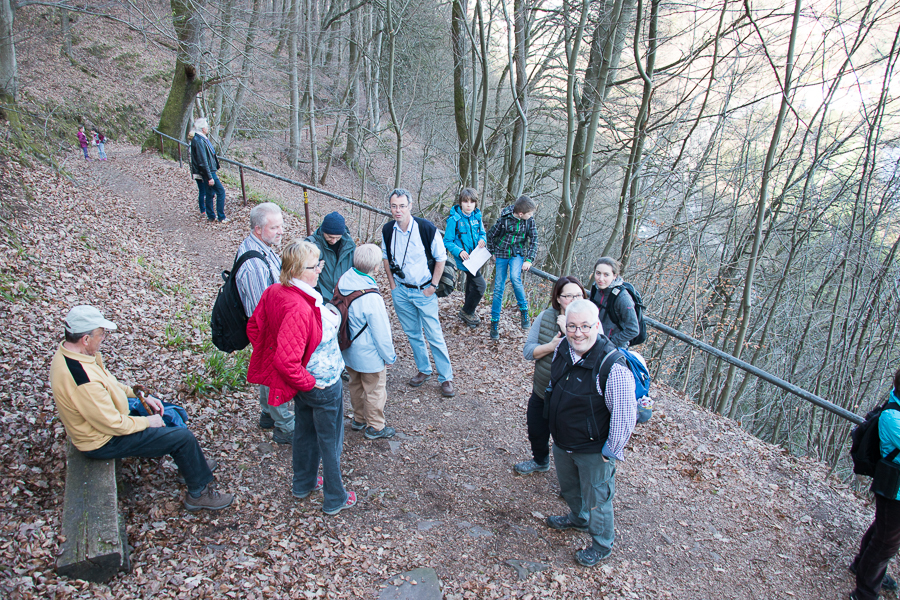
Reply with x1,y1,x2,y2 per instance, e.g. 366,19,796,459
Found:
306,211,356,302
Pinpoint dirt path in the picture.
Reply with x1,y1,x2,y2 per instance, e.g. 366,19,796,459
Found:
0,145,881,599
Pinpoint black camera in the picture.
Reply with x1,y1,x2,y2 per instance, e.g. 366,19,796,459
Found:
389,260,406,280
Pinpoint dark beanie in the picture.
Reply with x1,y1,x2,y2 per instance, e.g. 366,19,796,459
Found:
321,212,345,235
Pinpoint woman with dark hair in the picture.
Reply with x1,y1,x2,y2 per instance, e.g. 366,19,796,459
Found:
513,275,587,474
589,256,640,348
851,367,900,600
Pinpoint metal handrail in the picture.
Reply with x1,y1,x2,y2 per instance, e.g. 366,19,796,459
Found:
524,266,863,425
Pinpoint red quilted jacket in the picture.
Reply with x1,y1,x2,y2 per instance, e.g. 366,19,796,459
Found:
247,283,323,406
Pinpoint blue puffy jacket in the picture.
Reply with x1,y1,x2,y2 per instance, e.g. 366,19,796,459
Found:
443,205,487,274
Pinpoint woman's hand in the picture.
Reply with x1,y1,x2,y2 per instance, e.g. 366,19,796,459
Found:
557,314,567,334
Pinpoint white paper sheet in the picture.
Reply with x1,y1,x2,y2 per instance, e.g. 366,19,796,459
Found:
462,246,492,274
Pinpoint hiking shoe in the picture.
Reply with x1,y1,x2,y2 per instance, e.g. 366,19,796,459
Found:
409,372,431,387
341,369,351,382
259,411,275,430
575,546,611,567
273,428,293,445
292,475,324,499
176,458,218,484
441,381,455,398
364,426,396,440
546,514,588,532
183,483,234,512
514,459,550,474
458,310,479,328
219,218,229,223
849,562,897,592
521,310,531,329
350,419,366,431
323,490,356,515
490,321,499,340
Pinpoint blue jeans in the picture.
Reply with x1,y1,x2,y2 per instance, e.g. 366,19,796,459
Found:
260,385,294,434
203,173,226,221
195,178,207,213
491,255,528,321
391,285,453,382
84,427,213,495
553,444,616,552
292,381,348,511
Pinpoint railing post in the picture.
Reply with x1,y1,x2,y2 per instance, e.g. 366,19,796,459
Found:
158,132,163,154
177,142,182,168
239,165,247,206
303,188,311,236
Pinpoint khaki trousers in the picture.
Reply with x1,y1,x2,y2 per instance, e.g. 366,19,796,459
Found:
346,366,387,430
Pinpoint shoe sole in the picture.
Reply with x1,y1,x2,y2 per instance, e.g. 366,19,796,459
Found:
441,388,456,398
350,421,366,431
184,496,234,512
409,375,431,387
323,496,357,515
575,552,609,567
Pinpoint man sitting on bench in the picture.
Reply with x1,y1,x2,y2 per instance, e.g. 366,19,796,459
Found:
50,305,234,512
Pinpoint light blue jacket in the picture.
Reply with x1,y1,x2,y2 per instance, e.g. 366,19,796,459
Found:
880,390,900,500
443,205,487,274
336,268,397,373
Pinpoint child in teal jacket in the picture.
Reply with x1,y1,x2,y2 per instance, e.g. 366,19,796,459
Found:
444,188,487,328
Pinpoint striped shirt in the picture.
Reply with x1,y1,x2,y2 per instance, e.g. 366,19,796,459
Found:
235,234,281,316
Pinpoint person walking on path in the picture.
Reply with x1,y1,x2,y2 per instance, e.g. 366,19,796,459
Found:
588,257,640,348
306,211,355,302
381,188,455,398
76,125,91,160
91,127,107,160
189,118,228,223
444,188,488,329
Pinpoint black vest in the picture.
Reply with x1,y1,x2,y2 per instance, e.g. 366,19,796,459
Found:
548,336,620,453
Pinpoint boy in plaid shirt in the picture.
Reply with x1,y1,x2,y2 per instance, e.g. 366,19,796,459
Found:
486,195,538,339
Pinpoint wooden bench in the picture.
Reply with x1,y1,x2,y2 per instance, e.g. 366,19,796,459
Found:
57,440,130,582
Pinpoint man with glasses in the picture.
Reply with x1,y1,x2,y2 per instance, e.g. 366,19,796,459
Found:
50,305,233,511
234,202,294,444
381,189,455,398
544,299,636,567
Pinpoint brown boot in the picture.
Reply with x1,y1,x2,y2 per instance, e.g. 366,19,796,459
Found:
183,483,234,512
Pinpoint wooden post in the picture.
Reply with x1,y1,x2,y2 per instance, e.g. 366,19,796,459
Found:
303,188,311,236
239,165,248,206
177,142,182,168
158,132,164,154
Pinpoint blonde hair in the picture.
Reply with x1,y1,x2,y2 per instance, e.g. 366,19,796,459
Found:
353,244,382,274
281,240,320,285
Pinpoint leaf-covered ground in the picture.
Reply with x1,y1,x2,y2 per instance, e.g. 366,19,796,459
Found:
0,138,886,599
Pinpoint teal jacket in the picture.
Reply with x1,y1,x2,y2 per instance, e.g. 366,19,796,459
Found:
443,205,487,274
880,390,900,501
306,227,356,302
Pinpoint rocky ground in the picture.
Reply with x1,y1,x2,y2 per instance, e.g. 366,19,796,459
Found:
0,139,887,599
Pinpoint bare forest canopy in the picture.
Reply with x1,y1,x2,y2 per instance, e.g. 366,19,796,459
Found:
4,0,900,474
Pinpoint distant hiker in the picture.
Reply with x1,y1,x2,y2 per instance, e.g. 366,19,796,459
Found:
850,366,900,600
486,195,538,339
444,187,488,329
588,257,640,348
234,203,292,444
544,299,636,567
336,244,397,440
190,118,227,223
247,240,356,515
306,211,355,302
91,127,107,160
382,188,455,398
515,275,587,475
50,305,234,512
76,125,90,160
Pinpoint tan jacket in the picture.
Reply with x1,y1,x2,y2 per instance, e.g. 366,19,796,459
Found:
49,343,148,451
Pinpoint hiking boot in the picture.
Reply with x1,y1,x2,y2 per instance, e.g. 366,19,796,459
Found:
849,561,897,592
292,475,324,499
364,425,396,440
259,411,275,430
458,309,479,328
521,310,531,329
441,381,455,398
183,483,234,512
350,419,366,431
490,321,499,340
323,491,357,515
219,218,230,224
546,514,588,532
273,428,293,445
341,369,351,382
575,546,611,567
176,458,218,484
514,459,550,475
409,372,431,387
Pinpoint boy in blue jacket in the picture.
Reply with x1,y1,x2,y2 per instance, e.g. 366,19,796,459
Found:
444,188,487,328
486,195,538,339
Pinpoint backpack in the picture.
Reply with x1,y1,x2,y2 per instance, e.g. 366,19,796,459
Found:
594,346,652,401
330,287,379,351
595,282,648,346
851,400,900,477
210,250,271,352
383,218,456,297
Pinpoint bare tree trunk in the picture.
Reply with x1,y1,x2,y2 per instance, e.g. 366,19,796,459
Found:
384,0,402,188
452,0,472,186
343,7,361,169
305,0,319,183
366,6,382,130
222,0,262,152
288,0,300,168
503,0,528,200
60,8,72,57
0,0,16,108
211,0,236,140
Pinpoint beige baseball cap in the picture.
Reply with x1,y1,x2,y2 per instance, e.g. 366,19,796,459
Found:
64,305,117,334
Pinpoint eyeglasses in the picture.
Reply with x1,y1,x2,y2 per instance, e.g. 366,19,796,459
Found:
565,323,597,333
559,294,582,300
305,261,324,271
390,204,409,211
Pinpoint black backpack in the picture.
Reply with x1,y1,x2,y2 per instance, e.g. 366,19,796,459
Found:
850,400,900,476
330,287,379,351
383,218,456,297
594,282,648,346
210,250,271,352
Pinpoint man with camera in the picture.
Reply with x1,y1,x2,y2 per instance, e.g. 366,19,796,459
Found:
381,189,455,398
